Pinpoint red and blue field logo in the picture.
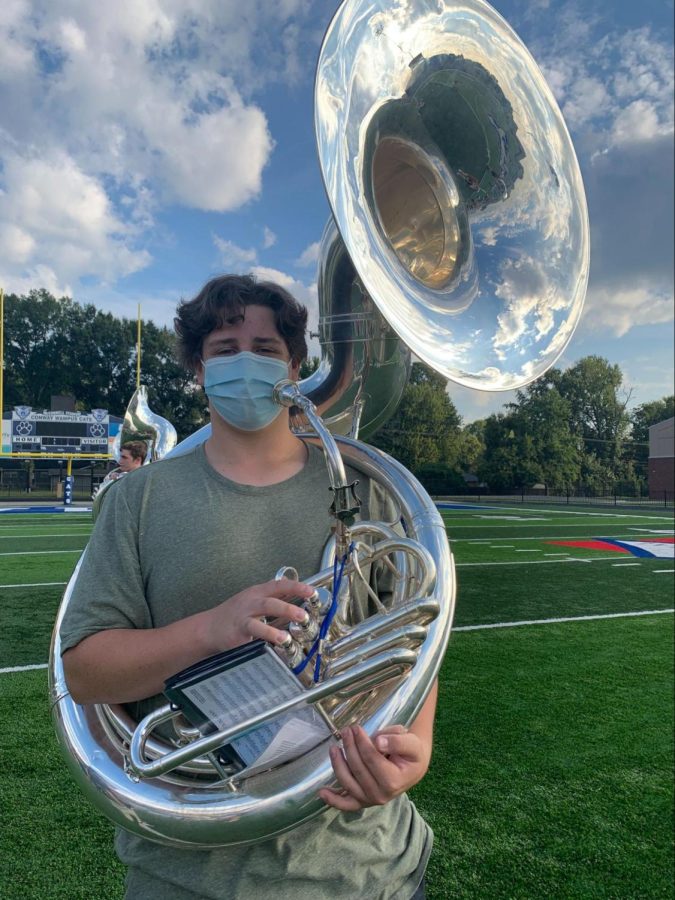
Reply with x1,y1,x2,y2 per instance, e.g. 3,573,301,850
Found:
547,537,674,558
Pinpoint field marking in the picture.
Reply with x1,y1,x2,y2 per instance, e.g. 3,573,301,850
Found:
654,570,674,574
0,532,91,539
462,505,674,520
4,609,673,676
0,663,48,674
444,523,674,530
0,549,81,557
449,532,668,543
0,519,91,528
628,528,674,534
515,549,541,553
456,556,653,567
1,581,68,588
477,516,550,521
612,563,641,567
453,609,674,632
441,509,674,522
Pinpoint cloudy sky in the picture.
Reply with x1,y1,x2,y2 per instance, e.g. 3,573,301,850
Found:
0,0,673,421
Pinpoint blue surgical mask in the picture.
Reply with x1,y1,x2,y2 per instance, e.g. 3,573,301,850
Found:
202,351,290,431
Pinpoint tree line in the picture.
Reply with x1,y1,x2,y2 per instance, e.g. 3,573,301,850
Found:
372,358,673,496
2,290,672,493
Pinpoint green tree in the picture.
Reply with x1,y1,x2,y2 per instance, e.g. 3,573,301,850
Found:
630,397,674,456
478,385,580,492
558,356,632,471
299,356,320,380
2,290,207,440
370,362,462,471
2,289,75,409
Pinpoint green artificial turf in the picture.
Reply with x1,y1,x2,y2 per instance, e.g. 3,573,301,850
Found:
414,615,674,899
1,617,672,899
454,560,674,626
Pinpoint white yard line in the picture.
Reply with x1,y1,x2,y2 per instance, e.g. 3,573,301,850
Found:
448,505,675,520
444,523,673,530
0,533,90,539
456,557,639,567
612,563,641,567
1,581,67,588
448,532,672,542
654,570,674,574
4,609,673,676
0,520,90,528
0,549,81,557
453,609,674,632
0,663,48,674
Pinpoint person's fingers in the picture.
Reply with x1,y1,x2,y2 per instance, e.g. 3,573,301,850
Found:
261,578,314,599
341,727,397,803
245,617,287,645
374,724,407,737
318,787,363,812
257,596,308,621
327,743,370,803
347,726,400,792
374,734,422,762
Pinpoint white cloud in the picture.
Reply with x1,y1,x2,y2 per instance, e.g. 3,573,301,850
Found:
581,283,674,338
0,151,150,291
295,241,321,268
526,7,674,348
263,226,277,249
534,17,673,152
213,236,257,270
0,0,317,292
610,99,670,147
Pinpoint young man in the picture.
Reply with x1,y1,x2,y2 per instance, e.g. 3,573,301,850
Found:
118,441,147,473
61,274,436,899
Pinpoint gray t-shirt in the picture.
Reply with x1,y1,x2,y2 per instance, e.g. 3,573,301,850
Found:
61,442,432,900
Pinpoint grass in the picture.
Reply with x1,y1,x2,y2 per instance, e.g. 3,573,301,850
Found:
416,616,673,899
0,504,673,898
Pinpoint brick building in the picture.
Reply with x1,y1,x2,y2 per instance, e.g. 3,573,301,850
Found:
648,417,674,500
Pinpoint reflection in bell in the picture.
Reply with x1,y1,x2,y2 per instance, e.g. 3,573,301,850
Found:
317,0,589,390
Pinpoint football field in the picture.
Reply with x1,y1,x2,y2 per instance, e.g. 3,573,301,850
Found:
1,504,673,899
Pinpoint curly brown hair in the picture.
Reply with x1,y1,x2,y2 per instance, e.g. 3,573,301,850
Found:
174,274,308,373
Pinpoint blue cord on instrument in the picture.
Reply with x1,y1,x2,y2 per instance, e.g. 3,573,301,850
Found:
292,542,354,683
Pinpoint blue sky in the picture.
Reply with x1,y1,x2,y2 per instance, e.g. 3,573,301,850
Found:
0,0,672,422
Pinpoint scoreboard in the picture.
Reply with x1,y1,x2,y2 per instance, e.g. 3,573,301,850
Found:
8,407,112,455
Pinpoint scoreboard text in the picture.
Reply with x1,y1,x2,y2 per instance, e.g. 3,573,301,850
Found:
11,407,110,454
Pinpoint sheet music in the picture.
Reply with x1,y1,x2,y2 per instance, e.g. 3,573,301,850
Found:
182,647,330,773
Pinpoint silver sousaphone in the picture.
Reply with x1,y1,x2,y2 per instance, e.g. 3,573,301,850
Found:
49,0,589,848
91,386,177,516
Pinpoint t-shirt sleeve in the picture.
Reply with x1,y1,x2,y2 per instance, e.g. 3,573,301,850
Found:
59,479,152,653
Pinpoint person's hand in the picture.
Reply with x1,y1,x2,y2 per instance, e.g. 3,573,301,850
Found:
202,578,315,652
318,724,431,811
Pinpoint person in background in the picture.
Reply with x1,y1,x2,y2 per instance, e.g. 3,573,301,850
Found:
117,440,147,473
